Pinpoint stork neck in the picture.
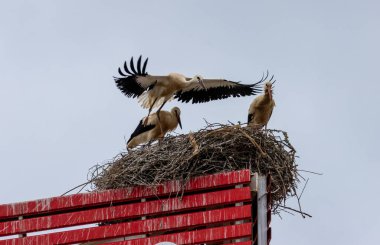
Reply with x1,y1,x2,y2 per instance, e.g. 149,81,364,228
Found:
263,92,272,102
188,76,201,84
166,113,178,129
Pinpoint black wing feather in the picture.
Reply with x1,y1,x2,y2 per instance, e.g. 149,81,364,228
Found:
147,81,157,91
248,113,254,124
130,57,137,74
127,120,156,143
114,76,145,98
174,80,262,104
137,56,142,74
142,58,148,74
114,55,149,98
124,61,132,75
118,67,126,76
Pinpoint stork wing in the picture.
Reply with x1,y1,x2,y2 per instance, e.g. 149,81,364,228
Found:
127,120,156,143
174,79,263,103
267,105,274,122
248,113,254,124
114,56,166,98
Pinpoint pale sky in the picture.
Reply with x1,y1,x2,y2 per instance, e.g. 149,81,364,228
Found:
1,1,379,244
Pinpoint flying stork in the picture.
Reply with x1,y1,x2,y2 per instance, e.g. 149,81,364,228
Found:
127,107,182,149
247,74,276,129
114,56,264,124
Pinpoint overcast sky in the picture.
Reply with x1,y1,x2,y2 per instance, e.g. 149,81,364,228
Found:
1,0,379,244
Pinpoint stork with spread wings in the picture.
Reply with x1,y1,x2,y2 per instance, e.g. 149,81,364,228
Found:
114,56,265,123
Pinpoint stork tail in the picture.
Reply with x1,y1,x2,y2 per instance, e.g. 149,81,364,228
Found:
138,91,173,110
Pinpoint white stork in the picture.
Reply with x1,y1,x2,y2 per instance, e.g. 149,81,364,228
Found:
127,107,182,149
247,74,276,129
114,56,264,123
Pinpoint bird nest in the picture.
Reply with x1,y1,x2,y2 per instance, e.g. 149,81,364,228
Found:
88,123,308,217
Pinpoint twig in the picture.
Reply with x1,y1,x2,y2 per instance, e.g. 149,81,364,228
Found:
237,127,267,157
188,132,200,156
298,169,323,175
61,180,92,196
299,178,309,199
278,205,312,218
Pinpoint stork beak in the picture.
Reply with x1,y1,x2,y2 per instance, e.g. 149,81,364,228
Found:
176,112,182,129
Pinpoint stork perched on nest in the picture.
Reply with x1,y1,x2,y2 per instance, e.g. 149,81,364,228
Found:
115,56,264,124
248,73,276,129
127,107,182,149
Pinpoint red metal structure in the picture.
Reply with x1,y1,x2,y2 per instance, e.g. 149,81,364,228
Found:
0,169,271,245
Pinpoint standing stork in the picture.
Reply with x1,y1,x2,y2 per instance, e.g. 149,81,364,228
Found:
127,107,182,149
247,74,276,129
114,56,264,124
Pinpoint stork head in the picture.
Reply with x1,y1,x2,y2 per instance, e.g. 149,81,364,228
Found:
172,107,182,129
194,75,206,89
264,74,276,100
264,82,273,100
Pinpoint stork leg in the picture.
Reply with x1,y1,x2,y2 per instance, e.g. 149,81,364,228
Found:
155,100,167,122
155,113,164,136
144,97,158,126
158,134,165,146
155,100,167,133
262,124,270,136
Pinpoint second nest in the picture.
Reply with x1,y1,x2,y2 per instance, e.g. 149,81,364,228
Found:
89,123,300,215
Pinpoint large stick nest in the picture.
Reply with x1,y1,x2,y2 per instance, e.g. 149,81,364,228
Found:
89,123,306,216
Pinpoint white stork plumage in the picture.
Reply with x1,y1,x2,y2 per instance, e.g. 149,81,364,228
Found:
247,74,276,129
127,107,182,149
114,56,264,123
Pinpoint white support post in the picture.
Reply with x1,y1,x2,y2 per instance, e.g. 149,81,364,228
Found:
257,175,268,245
